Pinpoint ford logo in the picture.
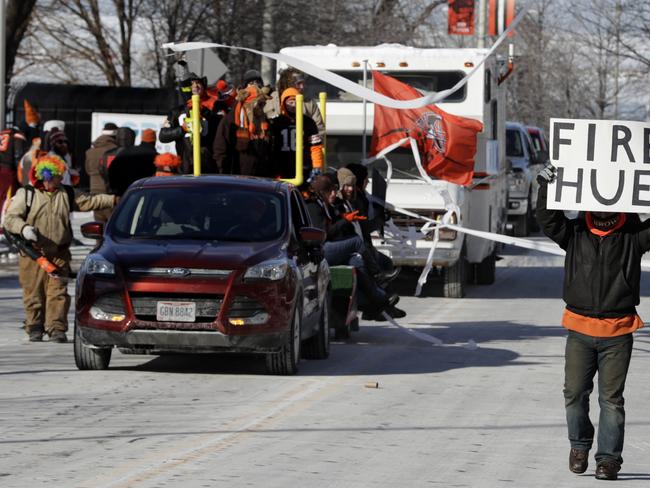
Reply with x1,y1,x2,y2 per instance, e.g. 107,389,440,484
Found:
168,268,190,277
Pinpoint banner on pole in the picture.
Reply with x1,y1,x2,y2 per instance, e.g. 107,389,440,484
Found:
547,118,650,213
448,0,476,35
488,0,516,36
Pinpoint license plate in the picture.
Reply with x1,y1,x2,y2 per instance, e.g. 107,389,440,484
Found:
156,301,196,322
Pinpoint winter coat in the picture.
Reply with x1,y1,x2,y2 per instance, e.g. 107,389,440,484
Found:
84,134,117,194
305,195,355,242
537,183,650,318
4,186,114,257
270,113,322,180
264,91,325,137
212,109,271,176
159,98,223,175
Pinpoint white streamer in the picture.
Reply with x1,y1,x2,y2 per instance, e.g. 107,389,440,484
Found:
163,9,527,110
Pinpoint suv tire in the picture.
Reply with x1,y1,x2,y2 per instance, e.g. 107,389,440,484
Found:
74,323,112,370
266,305,301,375
302,292,330,359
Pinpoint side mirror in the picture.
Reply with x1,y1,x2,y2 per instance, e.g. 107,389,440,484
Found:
299,227,326,245
505,159,514,172
81,222,104,239
536,150,550,165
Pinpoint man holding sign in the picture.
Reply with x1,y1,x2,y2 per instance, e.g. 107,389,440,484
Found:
536,118,650,480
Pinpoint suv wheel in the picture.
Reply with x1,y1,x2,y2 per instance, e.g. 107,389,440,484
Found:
302,292,330,359
74,323,112,370
266,305,301,375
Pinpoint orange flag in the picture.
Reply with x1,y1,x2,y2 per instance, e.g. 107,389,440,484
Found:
370,70,483,187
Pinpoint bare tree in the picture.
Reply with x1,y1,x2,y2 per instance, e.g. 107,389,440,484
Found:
27,0,145,86
140,0,213,87
5,0,38,81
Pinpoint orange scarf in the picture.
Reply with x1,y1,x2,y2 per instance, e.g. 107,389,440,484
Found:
586,212,626,236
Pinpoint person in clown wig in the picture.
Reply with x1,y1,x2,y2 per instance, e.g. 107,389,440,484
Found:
3,155,117,343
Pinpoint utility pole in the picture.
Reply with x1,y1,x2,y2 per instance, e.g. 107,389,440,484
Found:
260,0,275,85
0,0,6,130
477,0,486,48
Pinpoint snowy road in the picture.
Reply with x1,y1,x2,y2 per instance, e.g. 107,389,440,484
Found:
1,236,650,487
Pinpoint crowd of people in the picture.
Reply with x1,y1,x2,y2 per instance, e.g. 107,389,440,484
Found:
0,60,405,344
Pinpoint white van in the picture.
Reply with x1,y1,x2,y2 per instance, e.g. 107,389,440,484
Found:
278,45,509,297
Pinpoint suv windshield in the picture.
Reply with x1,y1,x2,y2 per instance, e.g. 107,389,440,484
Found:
303,70,466,103
110,187,286,242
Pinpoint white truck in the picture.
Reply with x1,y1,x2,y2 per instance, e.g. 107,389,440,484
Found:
278,45,510,297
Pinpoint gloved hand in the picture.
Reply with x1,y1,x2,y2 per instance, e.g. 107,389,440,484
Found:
22,225,38,242
307,168,322,184
342,210,368,222
536,163,557,185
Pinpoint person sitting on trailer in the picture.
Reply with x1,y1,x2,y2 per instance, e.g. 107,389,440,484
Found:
305,175,405,320
2,155,117,343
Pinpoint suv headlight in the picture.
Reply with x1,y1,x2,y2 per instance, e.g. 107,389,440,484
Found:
244,258,289,281
84,254,115,276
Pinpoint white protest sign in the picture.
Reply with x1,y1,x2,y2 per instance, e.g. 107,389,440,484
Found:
547,118,650,212
91,112,176,155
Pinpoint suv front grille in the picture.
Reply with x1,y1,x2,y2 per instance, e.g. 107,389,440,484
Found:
129,293,223,323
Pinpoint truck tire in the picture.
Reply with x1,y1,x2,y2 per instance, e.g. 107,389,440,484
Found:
302,292,330,360
266,306,301,375
513,213,529,237
74,324,112,370
475,251,496,285
443,255,466,298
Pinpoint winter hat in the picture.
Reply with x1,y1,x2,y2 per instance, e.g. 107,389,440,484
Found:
34,154,66,181
310,175,335,194
154,153,182,170
23,99,40,126
102,122,118,136
48,129,68,147
337,167,356,188
43,120,65,132
141,129,156,143
346,163,368,188
280,88,300,116
243,69,263,86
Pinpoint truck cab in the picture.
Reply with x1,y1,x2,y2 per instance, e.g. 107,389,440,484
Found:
278,45,509,297
505,121,544,236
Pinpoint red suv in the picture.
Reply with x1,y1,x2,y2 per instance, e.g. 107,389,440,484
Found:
74,175,330,375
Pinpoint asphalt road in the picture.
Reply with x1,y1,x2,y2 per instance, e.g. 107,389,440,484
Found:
2,236,650,487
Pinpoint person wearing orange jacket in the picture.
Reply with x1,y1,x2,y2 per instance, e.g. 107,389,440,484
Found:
269,88,323,187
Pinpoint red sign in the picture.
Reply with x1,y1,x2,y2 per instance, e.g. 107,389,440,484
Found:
488,0,516,36
448,0,476,35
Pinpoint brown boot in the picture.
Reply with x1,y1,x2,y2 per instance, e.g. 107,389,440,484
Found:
569,448,589,474
49,330,68,343
595,462,620,480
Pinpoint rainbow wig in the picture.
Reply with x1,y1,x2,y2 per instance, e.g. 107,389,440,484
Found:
34,155,66,181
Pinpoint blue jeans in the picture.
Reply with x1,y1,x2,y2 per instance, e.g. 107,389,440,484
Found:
564,330,633,466
324,237,387,308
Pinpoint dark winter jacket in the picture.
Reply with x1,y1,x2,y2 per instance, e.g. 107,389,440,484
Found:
305,195,355,242
269,114,320,180
537,183,650,318
212,110,271,176
159,101,222,175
